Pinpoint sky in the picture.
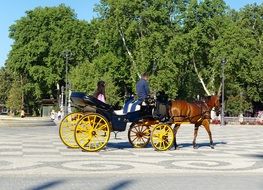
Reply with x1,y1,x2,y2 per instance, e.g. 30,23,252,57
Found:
0,0,262,67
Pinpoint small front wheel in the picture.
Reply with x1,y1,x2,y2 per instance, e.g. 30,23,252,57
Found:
151,124,174,151
128,122,151,148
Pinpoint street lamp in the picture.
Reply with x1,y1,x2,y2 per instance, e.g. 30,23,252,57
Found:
61,86,64,113
56,83,60,109
221,59,226,127
61,50,73,115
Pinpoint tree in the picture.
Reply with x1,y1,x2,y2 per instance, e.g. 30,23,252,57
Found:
0,68,13,104
171,0,228,95
7,4,94,112
226,95,252,116
6,80,23,115
4,1,263,116
69,58,120,105
236,3,263,103
211,3,263,112
94,0,179,97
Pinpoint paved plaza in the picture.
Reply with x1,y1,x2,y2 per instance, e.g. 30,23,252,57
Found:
0,116,263,189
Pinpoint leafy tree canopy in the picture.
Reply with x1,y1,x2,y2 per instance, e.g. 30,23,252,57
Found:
2,1,263,116
7,4,94,100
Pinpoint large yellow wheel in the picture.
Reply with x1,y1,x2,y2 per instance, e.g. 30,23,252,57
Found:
59,112,84,148
151,124,174,151
75,113,110,152
128,122,151,148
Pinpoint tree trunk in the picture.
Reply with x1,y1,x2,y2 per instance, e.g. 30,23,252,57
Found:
118,27,140,79
192,57,211,96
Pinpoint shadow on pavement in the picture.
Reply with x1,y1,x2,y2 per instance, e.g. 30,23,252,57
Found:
107,141,152,149
27,179,64,190
178,141,227,148
107,141,227,150
106,180,133,190
242,154,263,159
33,122,56,127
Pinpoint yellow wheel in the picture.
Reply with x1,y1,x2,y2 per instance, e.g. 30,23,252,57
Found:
128,122,151,148
59,112,84,148
75,113,110,152
151,124,174,151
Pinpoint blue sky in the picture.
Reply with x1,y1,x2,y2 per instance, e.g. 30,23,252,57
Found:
0,0,262,67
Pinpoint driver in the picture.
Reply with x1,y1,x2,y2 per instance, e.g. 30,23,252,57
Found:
136,72,150,101
130,72,150,112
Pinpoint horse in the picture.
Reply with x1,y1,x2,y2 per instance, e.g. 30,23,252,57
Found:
169,95,220,149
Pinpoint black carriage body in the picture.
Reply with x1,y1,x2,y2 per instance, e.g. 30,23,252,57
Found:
70,92,154,132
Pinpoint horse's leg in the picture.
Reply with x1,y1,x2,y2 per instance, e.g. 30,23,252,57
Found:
173,125,180,150
202,119,214,149
193,124,199,149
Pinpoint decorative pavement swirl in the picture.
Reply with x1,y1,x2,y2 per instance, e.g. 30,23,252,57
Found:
0,118,263,176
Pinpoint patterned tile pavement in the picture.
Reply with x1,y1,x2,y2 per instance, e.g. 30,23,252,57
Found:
0,118,263,176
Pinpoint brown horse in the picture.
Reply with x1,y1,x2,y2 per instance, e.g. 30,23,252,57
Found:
169,95,220,149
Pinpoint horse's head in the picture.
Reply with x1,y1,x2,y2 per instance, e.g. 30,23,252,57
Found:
205,95,221,116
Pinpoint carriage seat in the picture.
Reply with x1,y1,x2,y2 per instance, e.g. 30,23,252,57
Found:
114,95,155,115
113,102,141,115
70,92,112,110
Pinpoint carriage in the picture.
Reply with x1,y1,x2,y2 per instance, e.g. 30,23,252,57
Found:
59,91,220,152
59,91,175,152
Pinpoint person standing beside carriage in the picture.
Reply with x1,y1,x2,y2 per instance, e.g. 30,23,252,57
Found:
93,80,106,103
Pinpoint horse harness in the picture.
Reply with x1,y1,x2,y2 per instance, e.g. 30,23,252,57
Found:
171,101,211,123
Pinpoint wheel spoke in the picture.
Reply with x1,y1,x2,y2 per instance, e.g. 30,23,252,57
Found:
140,137,146,143
141,127,149,133
142,135,150,140
130,129,138,134
89,139,98,149
161,141,165,149
94,118,103,129
156,142,161,148
96,124,107,130
83,137,92,147
92,115,97,128
62,133,72,138
131,136,139,142
133,126,139,132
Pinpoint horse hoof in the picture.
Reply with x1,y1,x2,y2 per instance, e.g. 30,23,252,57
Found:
173,146,180,150
210,145,214,149
193,145,198,149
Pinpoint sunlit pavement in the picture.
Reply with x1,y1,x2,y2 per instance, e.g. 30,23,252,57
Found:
0,116,263,190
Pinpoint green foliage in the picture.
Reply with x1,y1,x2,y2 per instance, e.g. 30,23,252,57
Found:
69,61,98,94
2,1,263,115
69,59,121,105
226,95,252,116
0,68,13,104
6,80,23,113
6,4,94,110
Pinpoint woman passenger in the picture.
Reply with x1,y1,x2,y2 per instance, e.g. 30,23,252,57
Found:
93,80,106,103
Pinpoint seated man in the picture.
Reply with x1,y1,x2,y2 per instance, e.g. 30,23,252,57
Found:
130,72,150,112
